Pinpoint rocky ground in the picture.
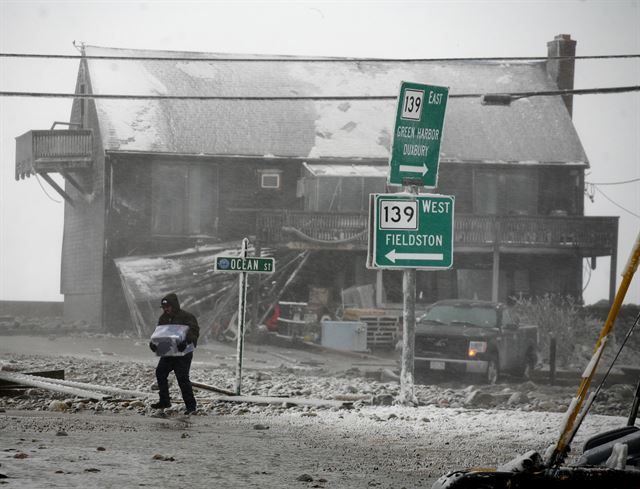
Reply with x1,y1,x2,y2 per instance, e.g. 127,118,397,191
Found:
0,337,636,417
0,333,637,488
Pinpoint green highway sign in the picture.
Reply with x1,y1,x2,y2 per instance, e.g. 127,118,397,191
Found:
215,256,275,273
367,193,454,269
388,81,449,188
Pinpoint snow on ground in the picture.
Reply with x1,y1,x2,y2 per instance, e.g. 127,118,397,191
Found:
0,333,633,488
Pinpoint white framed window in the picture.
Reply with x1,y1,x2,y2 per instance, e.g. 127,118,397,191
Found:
260,172,281,189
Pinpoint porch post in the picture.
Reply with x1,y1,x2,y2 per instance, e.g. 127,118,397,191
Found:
491,217,500,302
610,244,618,305
492,246,500,302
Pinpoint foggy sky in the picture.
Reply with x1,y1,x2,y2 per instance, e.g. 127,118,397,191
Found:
0,0,638,304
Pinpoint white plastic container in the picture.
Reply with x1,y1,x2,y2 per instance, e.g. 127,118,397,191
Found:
150,324,194,356
321,320,368,352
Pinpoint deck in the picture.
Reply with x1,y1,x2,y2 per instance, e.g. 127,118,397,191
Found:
256,210,617,256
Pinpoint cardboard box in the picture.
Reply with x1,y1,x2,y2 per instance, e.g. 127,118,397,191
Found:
150,324,194,357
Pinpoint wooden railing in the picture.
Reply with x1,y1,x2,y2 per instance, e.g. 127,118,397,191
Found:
257,210,618,256
258,210,367,248
456,215,618,253
16,130,93,179
33,130,92,158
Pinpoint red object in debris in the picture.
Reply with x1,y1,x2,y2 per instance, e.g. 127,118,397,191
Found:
265,304,280,331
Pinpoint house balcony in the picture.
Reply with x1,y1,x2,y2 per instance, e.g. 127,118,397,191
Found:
256,210,618,257
257,210,368,251
15,129,93,205
16,129,93,179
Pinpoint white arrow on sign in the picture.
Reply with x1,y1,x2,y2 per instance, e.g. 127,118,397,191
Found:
385,249,444,263
398,163,428,176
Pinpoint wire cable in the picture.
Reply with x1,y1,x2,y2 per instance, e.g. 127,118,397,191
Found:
34,173,62,204
593,185,640,219
1,52,639,62
1,85,639,100
582,259,592,293
586,177,640,186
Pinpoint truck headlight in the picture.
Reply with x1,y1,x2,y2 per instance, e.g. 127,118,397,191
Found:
468,341,487,358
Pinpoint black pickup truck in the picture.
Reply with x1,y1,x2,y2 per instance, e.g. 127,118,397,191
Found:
414,299,538,384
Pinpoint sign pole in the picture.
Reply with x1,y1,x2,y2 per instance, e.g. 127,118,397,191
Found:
368,79,451,407
234,237,249,395
398,184,419,406
214,241,274,396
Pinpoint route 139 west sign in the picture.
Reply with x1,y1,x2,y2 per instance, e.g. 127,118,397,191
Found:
367,193,454,270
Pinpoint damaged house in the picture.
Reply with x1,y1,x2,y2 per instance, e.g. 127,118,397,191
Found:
14,35,618,336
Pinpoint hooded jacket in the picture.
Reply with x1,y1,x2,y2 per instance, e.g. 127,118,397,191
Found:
158,293,200,347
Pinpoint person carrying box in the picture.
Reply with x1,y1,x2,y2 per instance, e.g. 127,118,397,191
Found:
149,293,199,414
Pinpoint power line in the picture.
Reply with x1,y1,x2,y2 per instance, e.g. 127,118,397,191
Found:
586,177,640,186
1,85,638,101
592,186,640,219
1,52,639,62
582,259,592,293
34,173,62,204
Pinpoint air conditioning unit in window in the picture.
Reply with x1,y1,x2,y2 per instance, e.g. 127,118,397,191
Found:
259,170,281,189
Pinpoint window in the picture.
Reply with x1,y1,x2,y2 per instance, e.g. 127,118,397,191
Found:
151,162,219,236
423,304,498,328
474,169,538,215
260,172,280,189
305,177,385,212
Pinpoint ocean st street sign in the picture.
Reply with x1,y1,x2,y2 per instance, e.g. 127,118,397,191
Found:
215,256,275,273
388,81,449,188
367,193,454,269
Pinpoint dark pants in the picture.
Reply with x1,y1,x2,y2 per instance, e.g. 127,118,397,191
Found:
155,352,196,411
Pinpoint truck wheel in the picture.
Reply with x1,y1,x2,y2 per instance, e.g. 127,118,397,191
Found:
486,358,500,385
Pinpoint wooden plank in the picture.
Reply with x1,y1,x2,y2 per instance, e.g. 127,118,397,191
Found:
214,394,353,409
16,375,152,399
0,369,64,388
0,372,109,400
191,381,236,396
0,372,153,400
117,268,146,337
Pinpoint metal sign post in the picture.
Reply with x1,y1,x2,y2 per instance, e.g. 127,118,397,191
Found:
235,238,248,395
400,189,418,406
215,239,275,395
369,80,451,406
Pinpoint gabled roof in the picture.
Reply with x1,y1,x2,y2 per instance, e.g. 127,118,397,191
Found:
80,45,588,166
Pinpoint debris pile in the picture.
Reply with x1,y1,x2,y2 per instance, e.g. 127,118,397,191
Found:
0,353,634,418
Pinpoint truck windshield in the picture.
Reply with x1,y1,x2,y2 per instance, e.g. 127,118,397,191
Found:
420,305,497,328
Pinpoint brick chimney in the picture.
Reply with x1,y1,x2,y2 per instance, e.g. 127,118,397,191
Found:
547,34,577,117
